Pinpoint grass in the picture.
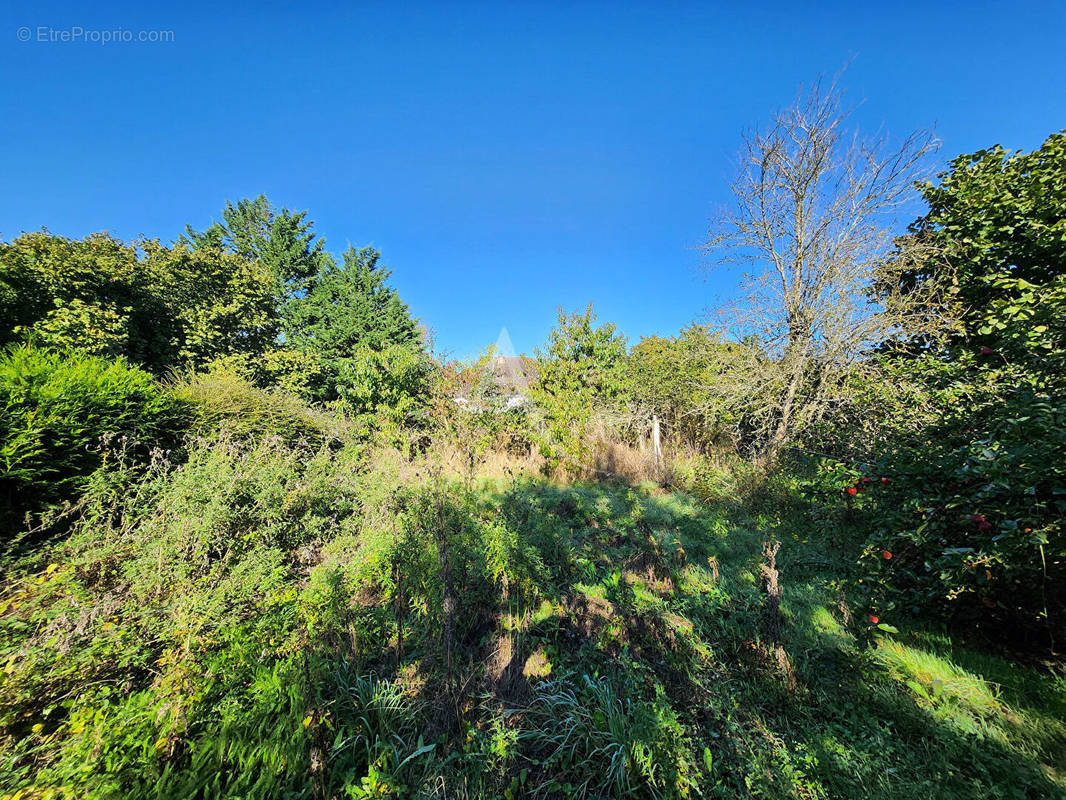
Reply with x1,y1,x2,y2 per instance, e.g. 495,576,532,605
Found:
0,435,1063,799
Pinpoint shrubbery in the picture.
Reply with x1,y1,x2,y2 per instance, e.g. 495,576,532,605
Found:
850,359,1065,643
529,304,630,473
0,345,188,529
172,368,351,449
847,132,1066,643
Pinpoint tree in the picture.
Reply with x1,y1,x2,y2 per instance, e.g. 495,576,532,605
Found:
183,195,328,304
703,78,943,458
905,131,1066,362
530,304,629,470
628,324,742,450
857,133,1066,642
0,230,287,378
284,245,424,403
142,240,279,373
0,232,173,369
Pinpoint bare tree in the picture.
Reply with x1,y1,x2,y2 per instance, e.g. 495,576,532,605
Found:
702,77,949,459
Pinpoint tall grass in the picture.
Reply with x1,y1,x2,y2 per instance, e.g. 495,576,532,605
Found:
2,386,1064,799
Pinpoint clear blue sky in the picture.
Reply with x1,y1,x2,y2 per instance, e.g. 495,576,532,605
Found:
3,1,1064,358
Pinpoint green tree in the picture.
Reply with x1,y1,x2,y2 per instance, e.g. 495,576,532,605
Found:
0,230,287,378
183,195,328,302
629,324,742,450
0,232,173,368
530,304,629,470
906,131,1066,352
859,132,1066,642
141,240,279,373
285,245,423,402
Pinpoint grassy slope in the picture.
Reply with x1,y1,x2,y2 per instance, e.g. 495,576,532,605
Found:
0,440,1064,799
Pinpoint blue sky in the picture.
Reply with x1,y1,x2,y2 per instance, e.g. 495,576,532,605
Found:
3,1,1064,359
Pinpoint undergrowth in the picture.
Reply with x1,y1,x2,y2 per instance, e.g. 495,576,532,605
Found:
0,432,1063,799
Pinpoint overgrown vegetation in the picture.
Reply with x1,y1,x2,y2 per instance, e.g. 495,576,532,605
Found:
1,86,1063,798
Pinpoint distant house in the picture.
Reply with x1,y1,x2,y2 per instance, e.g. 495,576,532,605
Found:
490,355,534,392
489,355,536,409
453,354,537,412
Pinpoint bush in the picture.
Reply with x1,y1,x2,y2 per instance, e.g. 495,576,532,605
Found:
855,361,1066,645
172,367,351,448
530,305,630,473
0,344,188,529
848,135,1066,646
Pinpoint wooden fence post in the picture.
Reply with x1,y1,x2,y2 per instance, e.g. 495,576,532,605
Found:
652,415,663,479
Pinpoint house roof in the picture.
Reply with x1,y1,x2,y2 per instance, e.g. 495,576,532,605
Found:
490,355,535,393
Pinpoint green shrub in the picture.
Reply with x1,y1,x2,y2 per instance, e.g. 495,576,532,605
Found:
0,344,188,529
855,362,1066,643
530,304,630,473
172,368,351,448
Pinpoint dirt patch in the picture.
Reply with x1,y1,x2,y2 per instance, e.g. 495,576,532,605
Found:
485,630,536,702
522,648,551,678
555,497,578,520
627,611,682,660
292,542,322,571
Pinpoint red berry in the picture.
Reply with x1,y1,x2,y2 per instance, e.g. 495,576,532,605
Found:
978,520,992,531
882,550,892,559
860,477,872,484
980,347,994,356
881,477,890,484
970,513,985,524
868,614,879,624
846,487,858,496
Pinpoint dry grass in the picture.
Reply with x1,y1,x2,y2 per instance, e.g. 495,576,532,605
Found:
583,437,662,484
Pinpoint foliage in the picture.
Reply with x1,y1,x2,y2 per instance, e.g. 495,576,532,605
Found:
335,345,432,441
906,130,1066,348
3,442,1064,799
144,239,281,373
171,368,351,448
853,133,1066,643
530,304,630,471
182,194,328,304
428,349,536,479
628,324,742,451
0,345,188,531
0,232,172,368
0,199,425,425
520,674,692,799
0,231,284,377
285,245,424,404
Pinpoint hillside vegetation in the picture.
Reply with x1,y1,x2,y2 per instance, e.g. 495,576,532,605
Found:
1,90,1063,799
